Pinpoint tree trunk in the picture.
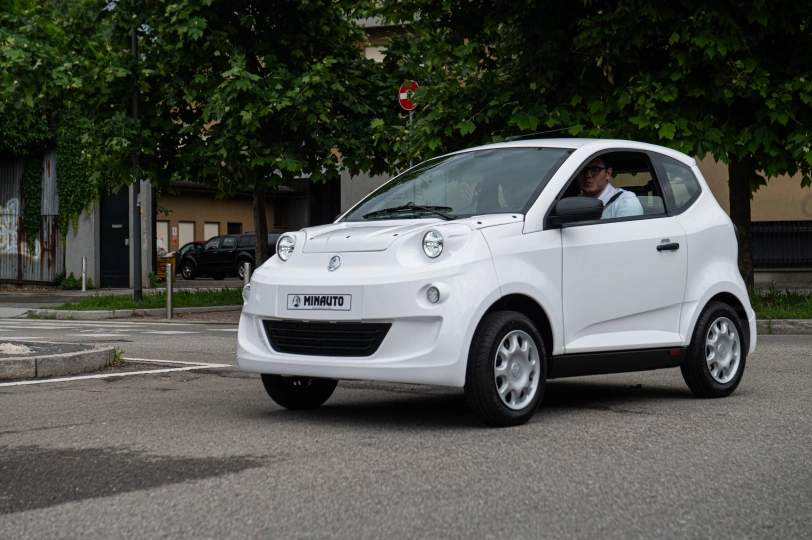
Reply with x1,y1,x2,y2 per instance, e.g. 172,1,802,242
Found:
253,186,269,267
728,154,754,292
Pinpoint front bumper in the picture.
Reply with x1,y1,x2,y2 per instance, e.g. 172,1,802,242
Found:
237,247,500,388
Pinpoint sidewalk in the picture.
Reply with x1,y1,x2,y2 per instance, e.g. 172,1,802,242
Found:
0,277,244,317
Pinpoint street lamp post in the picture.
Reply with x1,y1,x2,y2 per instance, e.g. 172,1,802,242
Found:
131,0,142,302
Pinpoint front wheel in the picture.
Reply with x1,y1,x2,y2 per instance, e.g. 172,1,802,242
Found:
260,374,338,409
465,311,547,427
180,261,196,280
681,301,747,398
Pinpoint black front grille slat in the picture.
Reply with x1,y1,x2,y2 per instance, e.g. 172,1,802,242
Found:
263,321,391,357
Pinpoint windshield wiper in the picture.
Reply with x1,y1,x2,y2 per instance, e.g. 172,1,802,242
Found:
363,202,457,220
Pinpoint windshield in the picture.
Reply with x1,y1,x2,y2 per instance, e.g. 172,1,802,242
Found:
342,147,572,221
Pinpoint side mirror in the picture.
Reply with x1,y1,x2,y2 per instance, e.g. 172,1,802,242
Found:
548,197,603,227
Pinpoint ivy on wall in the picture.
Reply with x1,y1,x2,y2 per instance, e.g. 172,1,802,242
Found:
55,122,97,237
0,115,52,157
21,156,43,254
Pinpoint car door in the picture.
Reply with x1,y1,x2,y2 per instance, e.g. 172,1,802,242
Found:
197,237,222,272
559,150,688,353
216,235,238,272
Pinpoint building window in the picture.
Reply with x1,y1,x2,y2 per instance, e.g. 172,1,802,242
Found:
227,222,242,235
274,200,287,229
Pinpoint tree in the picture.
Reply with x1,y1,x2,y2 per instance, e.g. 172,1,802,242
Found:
378,0,812,290
124,0,396,265
1,0,141,233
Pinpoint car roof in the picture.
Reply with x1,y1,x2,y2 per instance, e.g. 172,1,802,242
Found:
454,138,696,167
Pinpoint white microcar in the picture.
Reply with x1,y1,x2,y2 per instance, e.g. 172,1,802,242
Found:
238,139,756,426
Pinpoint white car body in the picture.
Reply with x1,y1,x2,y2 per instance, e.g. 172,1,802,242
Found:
238,139,756,393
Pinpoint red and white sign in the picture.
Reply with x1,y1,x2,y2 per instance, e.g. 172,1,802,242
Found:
398,81,419,111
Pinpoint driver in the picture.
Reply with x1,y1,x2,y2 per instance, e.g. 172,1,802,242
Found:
577,156,643,219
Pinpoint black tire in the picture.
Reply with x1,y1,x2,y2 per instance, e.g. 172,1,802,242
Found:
681,301,747,398
180,261,196,280
237,261,250,280
211,273,226,280
465,311,547,427
261,374,338,409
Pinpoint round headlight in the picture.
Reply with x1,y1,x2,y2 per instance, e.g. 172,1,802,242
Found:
242,284,251,303
423,230,443,259
277,235,295,261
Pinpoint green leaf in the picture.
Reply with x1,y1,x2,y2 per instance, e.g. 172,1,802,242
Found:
658,123,676,140
456,120,476,135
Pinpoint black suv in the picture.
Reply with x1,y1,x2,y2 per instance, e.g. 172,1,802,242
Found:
179,232,282,280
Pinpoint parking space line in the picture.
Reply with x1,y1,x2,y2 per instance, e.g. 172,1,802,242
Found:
0,359,232,387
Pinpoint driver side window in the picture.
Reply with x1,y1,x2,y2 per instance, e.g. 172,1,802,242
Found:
554,151,667,224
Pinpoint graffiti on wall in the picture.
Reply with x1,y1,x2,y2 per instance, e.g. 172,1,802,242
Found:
0,198,41,260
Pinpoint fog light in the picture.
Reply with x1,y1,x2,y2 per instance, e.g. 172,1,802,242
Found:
427,286,440,304
242,284,251,303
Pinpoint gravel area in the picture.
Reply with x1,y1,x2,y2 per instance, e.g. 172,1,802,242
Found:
0,341,92,358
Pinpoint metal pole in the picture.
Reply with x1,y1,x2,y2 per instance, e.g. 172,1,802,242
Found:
166,263,173,319
81,256,87,292
131,0,142,302
409,109,414,169
243,262,251,288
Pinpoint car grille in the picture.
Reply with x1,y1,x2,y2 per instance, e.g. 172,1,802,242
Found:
263,320,391,357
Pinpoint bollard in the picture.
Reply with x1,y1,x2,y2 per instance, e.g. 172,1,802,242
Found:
81,256,87,292
166,263,173,319
243,261,251,287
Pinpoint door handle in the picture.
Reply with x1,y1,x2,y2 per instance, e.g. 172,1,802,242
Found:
657,242,680,252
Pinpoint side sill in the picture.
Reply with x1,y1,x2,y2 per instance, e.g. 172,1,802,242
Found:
549,347,687,379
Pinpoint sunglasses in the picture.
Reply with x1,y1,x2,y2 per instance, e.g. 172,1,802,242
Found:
580,166,608,176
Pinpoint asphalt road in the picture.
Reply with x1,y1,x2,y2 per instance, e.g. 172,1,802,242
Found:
1,320,810,539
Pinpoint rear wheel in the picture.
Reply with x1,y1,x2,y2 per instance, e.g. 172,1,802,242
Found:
681,301,747,398
465,311,547,427
180,261,196,280
261,374,338,409
237,261,251,280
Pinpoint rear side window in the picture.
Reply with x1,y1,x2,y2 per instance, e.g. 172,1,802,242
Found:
222,236,237,248
248,235,256,247
660,158,702,213
238,235,250,247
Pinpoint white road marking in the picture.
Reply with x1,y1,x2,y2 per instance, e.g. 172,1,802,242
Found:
141,331,199,335
0,358,231,387
211,329,239,332
122,357,230,365
67,334,129,338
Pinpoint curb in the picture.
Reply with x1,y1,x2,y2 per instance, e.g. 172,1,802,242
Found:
0,343,115,381
28,305,243,320
756,319,812,335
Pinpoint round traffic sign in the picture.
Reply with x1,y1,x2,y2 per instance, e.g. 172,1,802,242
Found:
398,81,419,111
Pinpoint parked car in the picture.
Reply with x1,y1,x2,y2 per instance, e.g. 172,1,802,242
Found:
176,241,205,258
238,139,756,426
180,232,282,280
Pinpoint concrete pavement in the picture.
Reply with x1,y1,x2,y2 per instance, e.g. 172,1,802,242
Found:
0,333,810,538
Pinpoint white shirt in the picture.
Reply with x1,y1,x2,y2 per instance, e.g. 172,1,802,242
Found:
594,183,644,219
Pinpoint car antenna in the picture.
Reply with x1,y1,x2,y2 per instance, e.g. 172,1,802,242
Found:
503,125,580,142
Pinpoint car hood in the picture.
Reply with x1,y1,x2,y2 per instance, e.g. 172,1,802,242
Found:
300,215,521,253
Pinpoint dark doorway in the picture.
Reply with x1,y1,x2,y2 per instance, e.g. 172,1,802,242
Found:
227,222,242,234
100,188,130,288
309,179,341,227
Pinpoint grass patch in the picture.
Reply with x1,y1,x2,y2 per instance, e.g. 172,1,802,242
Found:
52,288,243,311
751,289,812,320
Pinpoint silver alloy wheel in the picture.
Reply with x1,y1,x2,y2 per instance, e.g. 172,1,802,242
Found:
493,329,541,410
705,316,741,384
182,263,193,279
238,264,245,279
